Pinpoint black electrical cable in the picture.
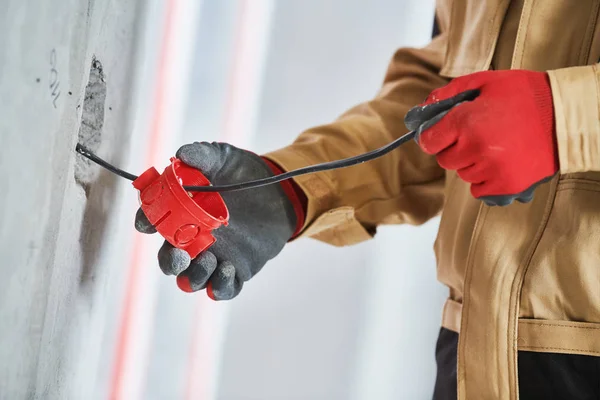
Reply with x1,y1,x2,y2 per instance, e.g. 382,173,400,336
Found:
186,130,416,192
75,130,416,193
76,91,480,193
76,143,139,181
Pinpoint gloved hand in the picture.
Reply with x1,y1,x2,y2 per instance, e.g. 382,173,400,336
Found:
135,142,299,300
405,70,559,206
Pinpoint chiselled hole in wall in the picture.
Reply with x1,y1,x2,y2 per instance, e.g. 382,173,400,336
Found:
75,56,106,193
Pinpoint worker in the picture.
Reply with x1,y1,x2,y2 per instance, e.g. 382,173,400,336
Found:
135,1,600,399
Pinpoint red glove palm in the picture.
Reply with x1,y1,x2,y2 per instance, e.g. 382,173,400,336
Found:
407,70,559,205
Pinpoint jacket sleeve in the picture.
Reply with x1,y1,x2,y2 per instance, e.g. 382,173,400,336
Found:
264,33,450,247
548,64,600,173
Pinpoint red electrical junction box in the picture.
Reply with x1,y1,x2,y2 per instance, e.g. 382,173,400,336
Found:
132,158,229,259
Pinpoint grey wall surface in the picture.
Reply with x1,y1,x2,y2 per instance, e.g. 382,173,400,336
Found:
0,0,155,398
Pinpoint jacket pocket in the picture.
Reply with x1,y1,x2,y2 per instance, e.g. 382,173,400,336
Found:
511,0,600,70
518,318,600,356
517,319,600,400
440,0,510,77
520,173,600,324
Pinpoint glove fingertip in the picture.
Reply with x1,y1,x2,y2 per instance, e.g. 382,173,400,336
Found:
177,251,218,293
175,143,195,160
208,262,242,301
176,142,219,178
177,275,194,293
206,281,216,300
158,242,191,276
175,144,197,166
134,208,157,234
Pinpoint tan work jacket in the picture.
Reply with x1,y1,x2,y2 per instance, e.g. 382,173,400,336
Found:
266,0,600,399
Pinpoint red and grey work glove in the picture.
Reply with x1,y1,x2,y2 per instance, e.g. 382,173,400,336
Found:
135,142,303,300
405,70,559,206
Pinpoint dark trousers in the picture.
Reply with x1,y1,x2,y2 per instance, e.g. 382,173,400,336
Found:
432,328,600,400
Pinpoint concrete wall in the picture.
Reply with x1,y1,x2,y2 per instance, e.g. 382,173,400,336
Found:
0,0,155,398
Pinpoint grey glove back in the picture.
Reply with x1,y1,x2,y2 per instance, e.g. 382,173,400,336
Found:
135,142,297,300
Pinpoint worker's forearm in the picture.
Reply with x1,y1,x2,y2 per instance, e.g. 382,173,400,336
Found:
265,34,450,244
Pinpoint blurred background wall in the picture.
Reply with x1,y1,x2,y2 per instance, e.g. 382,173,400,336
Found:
0,0,446,399
179,1,447,399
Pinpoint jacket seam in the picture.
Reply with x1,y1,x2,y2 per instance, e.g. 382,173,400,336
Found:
595,65,600,146
513,0,534,69
510,177,560,398
578,0,600,65
521,322,600,330
435,173,460,237
519,346,600,355
557,186,600,193
457,203,487,399
441,0,457,74
557,176,600,185
481,0,508,71
443,1,508,75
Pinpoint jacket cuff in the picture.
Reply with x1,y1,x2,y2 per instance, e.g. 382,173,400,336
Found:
261,157,307,240
263,146,336,235
264,146,373,246
548,65,600,173
529,72,559,172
